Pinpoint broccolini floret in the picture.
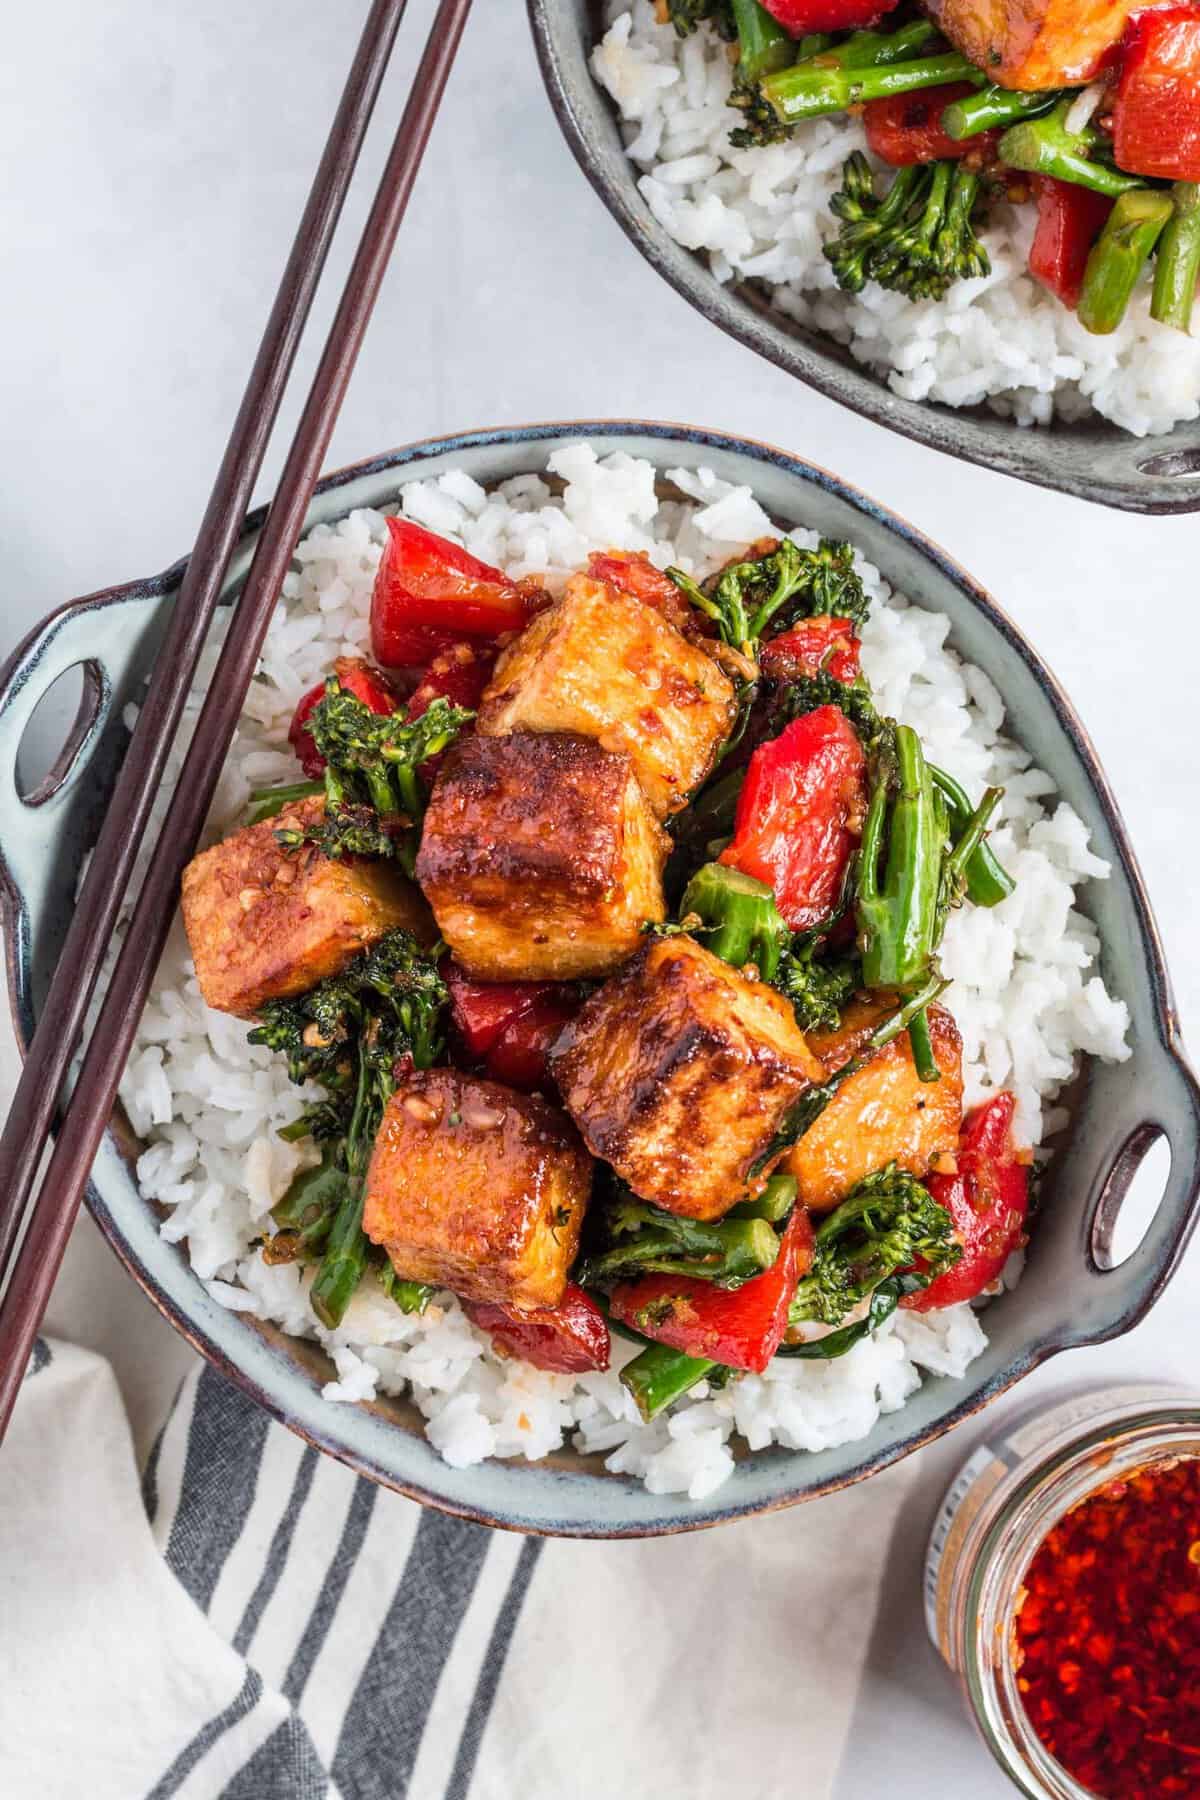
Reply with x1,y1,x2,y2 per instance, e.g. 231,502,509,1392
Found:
825,152,990,303
249,929,448,1327
788,1163,960,1328
667,536,868,656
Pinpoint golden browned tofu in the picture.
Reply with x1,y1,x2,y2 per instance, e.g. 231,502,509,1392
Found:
477,575,736,818
551,934,825,1221
181,797,432,1018
924,0,1149,88
363,1069,592,1309
785,1005,964,1213
414,730,668,980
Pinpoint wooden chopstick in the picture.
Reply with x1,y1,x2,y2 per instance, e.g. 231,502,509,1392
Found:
0,0,408,1291
0,0,475,1440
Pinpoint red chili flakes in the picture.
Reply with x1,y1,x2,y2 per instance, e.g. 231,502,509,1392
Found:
1014,1457,1200,1796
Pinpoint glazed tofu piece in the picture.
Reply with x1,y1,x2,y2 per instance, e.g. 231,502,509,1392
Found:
414,730,669,980
363,1069,592,1309
551,934,825,1221
785,1004,964,1213
477,574,736,818
181,796,432,1018
924,0,1150,88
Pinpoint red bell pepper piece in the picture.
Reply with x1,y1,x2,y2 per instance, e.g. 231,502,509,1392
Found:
445,965,579,1091
902,1091,1030,1312
406,641,498,723
608,1206,816,1374
760,0,900,33
759,616,861,685
585,550,696,634
719,704,866,933
287,657,399,778
1028,176,1114,309
370,519,533,670
463,1284,611,1374
1113,6,1200,182
864,82,1001,166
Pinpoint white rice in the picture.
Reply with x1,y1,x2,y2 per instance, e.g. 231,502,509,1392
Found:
122,444,1130,1501
593,3,1200,436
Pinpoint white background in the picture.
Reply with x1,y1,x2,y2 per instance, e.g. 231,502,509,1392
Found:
4,1,1199,1792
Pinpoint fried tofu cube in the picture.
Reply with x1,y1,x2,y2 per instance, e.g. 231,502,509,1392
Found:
551,934,825,1221
477,574,736,818
181,796,433,1018
785,1004,964,1213
414,730,669,980
925,0,1142,87
363,1069,592,1309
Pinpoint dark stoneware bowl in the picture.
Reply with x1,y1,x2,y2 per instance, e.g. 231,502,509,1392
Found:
528,1,1200,516
2,422,1197,1535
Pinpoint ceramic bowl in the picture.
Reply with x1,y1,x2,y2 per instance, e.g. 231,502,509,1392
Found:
2,421,1197,1536
527,1,1200,517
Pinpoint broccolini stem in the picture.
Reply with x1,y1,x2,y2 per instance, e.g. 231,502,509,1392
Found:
1151,182,1200,332
378,1269,434,1314
271,1155,347,1253
679,862,790,980
1079,189,1173,334
309,1180,368,1329
729,1172,798,1222
941,83,1065,140
621,1343,718,1421
907,1007,939,1083
582,1216,780,1289
999,99,1146,199
730,0,793,79
856,725,944,990
247,778,324,825
930,766,1014,906
809,18,939,70
761,51,984,127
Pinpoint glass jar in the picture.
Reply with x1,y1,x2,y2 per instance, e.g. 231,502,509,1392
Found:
925,1384,1200,1799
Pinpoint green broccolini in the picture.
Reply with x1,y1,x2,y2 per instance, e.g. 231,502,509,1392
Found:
825,153,990,303
775,944,861,1033
249,929,448,1328
577,1189,781,1290
666,535,868,656
787,1164,960,1329
275,675,472,865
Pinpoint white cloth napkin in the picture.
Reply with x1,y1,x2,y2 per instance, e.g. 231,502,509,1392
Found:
0,1336,914,1799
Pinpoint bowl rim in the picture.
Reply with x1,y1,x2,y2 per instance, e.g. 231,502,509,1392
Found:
525,0,1200,517
3,417,1198,1536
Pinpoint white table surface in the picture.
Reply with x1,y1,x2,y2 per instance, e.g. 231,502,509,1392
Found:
5,2,1199,1793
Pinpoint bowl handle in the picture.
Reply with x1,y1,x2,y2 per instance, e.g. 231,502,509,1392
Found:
0,587,143,815
1087,1044,1200,1325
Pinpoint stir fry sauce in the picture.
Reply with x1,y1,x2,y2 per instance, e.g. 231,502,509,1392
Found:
1014,1457,1200,1796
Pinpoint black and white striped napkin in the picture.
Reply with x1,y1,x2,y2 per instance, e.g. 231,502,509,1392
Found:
3,1337,911,1799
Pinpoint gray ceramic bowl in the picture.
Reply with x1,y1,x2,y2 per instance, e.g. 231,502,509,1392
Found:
528,1,1200,516
2,422,1198,1536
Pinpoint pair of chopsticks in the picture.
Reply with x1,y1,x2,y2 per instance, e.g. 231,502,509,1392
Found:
0,0,474,1440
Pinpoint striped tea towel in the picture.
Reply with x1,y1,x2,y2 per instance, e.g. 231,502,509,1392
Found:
1,1337,914,1800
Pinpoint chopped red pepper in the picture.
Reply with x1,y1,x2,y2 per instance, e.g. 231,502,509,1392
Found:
719,704,867,933
370,519,533,670
585,550,694,633
287,657,399,778
902,1091,1030,1312
1015,1456,1200,1795
760,0,900,33
1113,6,1200,181
463,1284,610,1374
1028,176,1114,308
405,641,498,724
759,616,861,685
608,1205,815,1374
864,82,1000,166
445,964,579,1091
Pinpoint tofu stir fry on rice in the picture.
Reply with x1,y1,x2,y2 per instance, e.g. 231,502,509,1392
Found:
134,450,1127,1498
